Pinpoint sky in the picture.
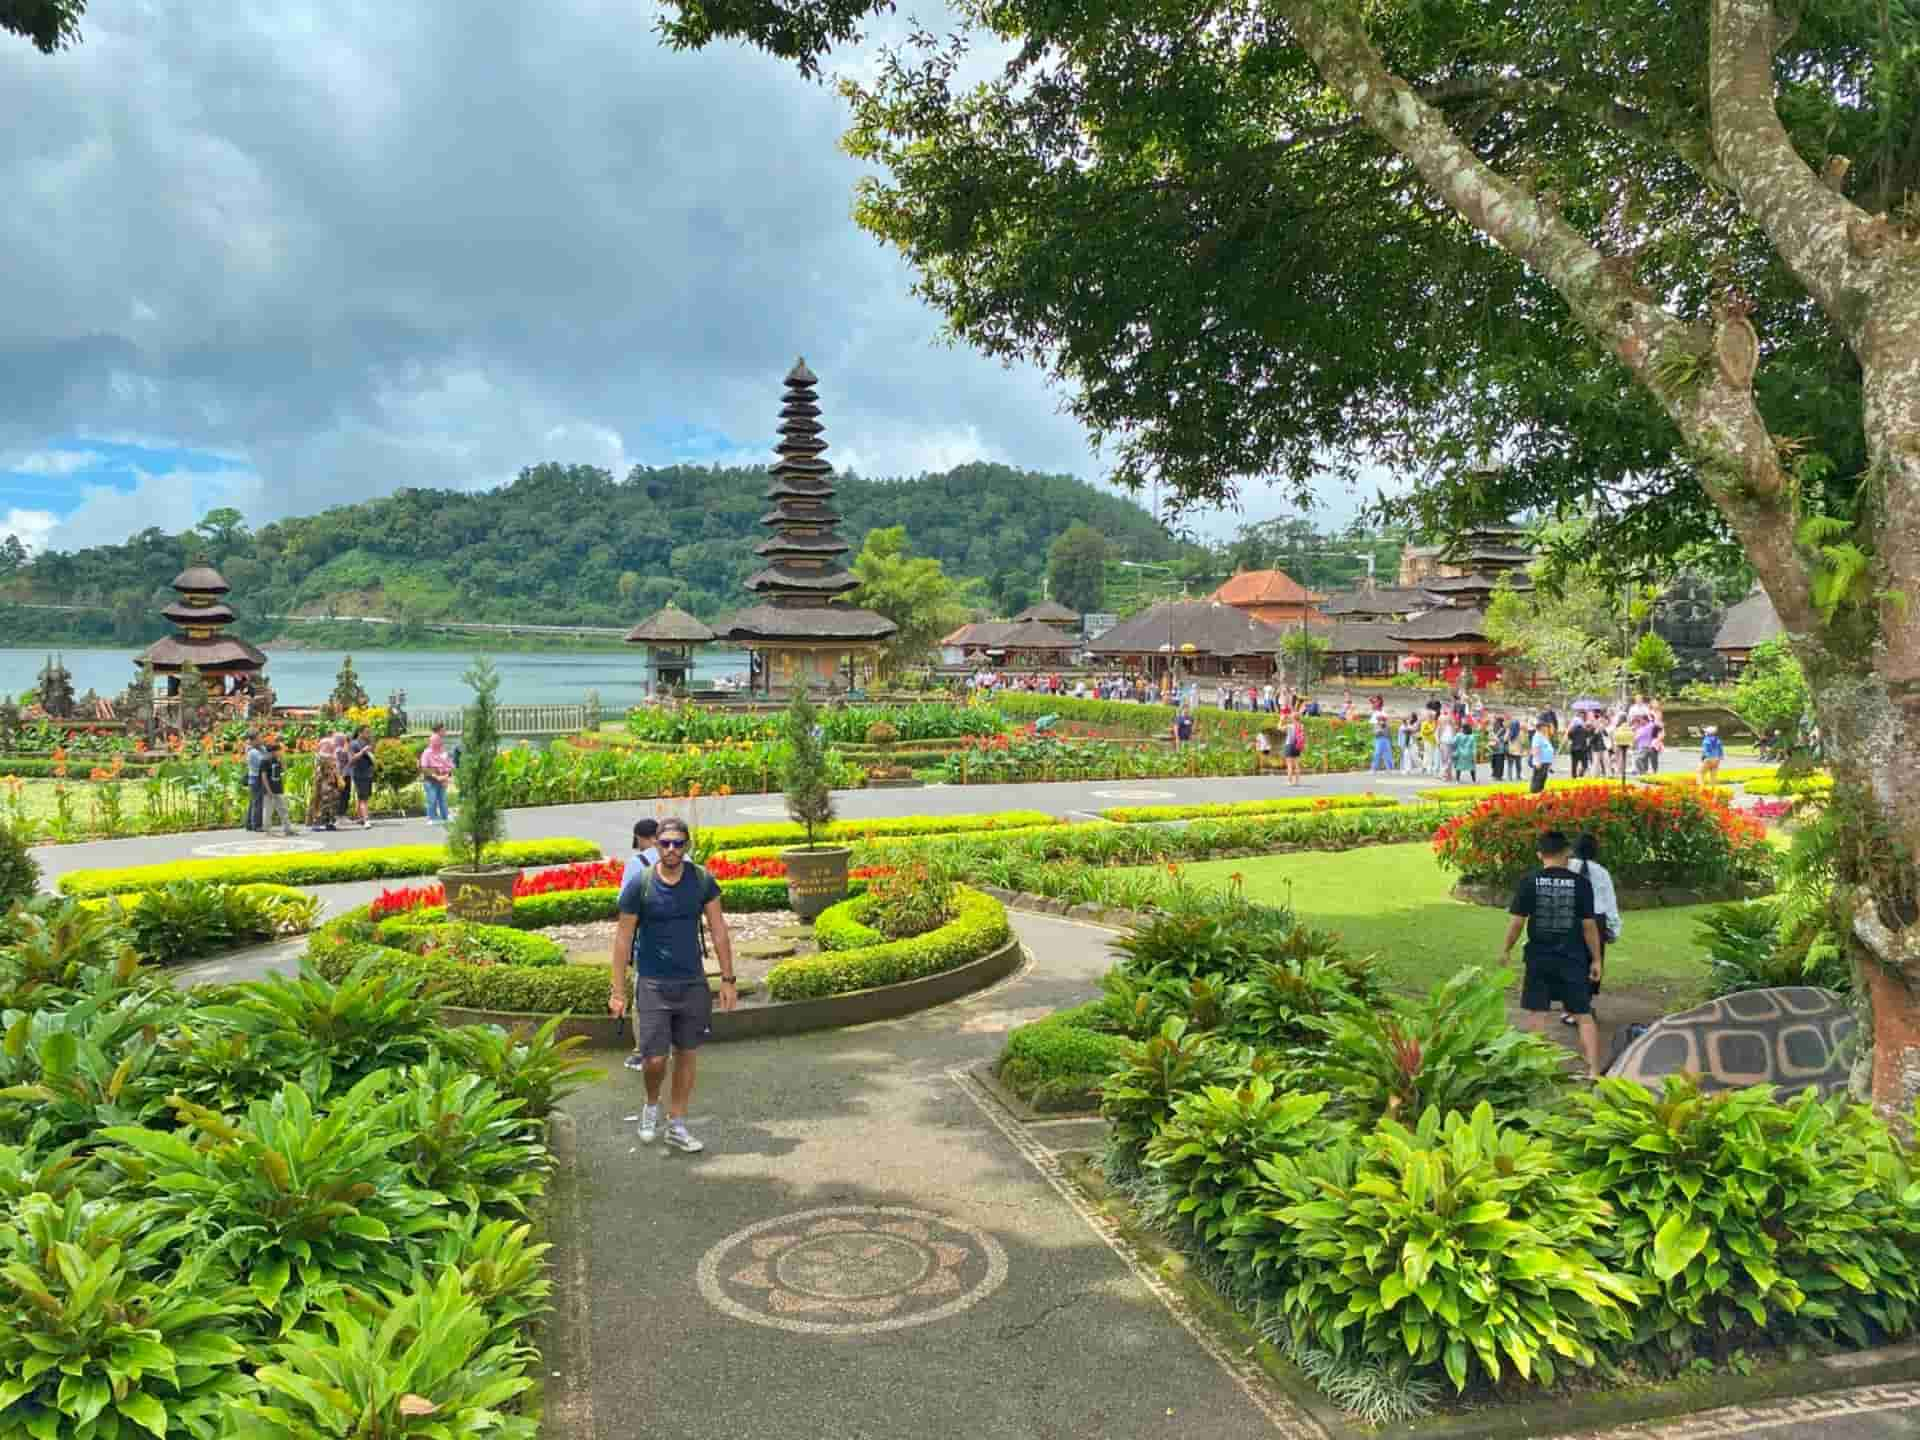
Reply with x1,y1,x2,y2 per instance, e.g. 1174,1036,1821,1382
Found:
0,1,1365,556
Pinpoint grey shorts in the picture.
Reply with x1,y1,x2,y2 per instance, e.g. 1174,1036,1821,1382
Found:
634,978,713,1058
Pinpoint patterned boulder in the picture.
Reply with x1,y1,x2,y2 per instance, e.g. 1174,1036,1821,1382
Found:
1604,986,1856,1098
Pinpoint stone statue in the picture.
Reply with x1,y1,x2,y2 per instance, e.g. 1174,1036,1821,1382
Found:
247,676,278,722
384,689,409,738
35,654,76,720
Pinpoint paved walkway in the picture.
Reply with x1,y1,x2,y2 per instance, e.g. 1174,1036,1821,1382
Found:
547,910,1920,1440
27,748,1715,888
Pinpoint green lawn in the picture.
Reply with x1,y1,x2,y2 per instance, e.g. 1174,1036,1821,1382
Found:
1133,843,1722,1004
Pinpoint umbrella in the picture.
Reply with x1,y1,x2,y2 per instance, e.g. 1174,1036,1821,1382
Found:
1603,986,1855,1098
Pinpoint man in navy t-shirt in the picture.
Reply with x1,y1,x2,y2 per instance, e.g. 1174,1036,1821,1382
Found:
1500,829,1604,1075
609,816,736,1153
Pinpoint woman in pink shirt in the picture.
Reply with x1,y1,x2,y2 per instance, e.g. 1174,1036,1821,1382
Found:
419,725,455,824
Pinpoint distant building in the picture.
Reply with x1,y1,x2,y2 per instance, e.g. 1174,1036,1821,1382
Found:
1317,585,1445,622
1009,600,1081,632
1313,620,1409,680
1388,605,1502,688
1713,587,1784,674
1209,569,1323,626
624,602,716,696
1398,525,1536,587
1087,600,1287,678
140,565,268,696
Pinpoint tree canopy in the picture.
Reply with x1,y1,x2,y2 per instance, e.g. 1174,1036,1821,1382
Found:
1047,523,1109,613
844,525,979,674
1,0,84,53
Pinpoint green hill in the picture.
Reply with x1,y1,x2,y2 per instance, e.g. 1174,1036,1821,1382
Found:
0,461,1184,646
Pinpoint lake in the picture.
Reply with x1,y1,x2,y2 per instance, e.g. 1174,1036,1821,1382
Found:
0,647,750,709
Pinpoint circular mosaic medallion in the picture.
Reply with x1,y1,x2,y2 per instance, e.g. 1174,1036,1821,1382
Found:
697,1205,1007,1335
1088,788,1177,801
191,838,327,858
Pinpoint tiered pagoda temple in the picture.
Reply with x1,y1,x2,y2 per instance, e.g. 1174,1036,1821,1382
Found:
139,564,267,695
717,359,895,695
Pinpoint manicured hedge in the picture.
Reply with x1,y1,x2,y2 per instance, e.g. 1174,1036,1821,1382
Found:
997,1001,1131,1110
693,810,1056,857
382,876,855,931
310,936,616,1014
81,880,313,916
765,887,1011,1000
56,838,603,898
0,757,165,779
372,919,569,968
1742,773,1833,796
706,822,1098,867
813,894,883,952
1101,793,1409,823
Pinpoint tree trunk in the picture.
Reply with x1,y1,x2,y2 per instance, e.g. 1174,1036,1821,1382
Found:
1280,0,1920,1116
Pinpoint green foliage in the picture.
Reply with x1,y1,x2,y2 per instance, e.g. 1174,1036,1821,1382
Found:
1732,637,1813,740
1098,793,1404,824
811,895,883,952
371,737,423,805
1264,1104,1637,1391
434,1017,600,1120
121,880,317,967
765,886,1010,999
781,688,834,846
326,656,370,714
1046,522,1107,614
1553,1077,1920,1354
313,941,616,1017
862,862,955,939
1101,1018,1251,1164
385,1060,546,1217
0,1191,253,1440
625,700,1001,746
1628,632,1679,695
845,526,979,676
103,1077,444,1335
374,921,567,969
0,825,39,910
237,1267,536,1439
1145,1077,1333,1249
448,659,507,871
1694,900,1852,996
694,808,1054,856
0,995,179,1151
2,0,87,55
1308,969,1570,1126
56,838,601,898
997,1002,1131,1110
0,899,140,1015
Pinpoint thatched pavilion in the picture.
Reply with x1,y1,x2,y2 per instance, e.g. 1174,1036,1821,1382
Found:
625,603,716,696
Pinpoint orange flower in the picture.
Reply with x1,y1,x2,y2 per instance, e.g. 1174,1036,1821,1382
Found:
89,767,111,782
51,747,65,762
133,738,147,754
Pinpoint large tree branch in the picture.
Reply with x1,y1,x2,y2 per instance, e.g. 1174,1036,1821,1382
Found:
1708,0,1883,340
1275,0,1820,639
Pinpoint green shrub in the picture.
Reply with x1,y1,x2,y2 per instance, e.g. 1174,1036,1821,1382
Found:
449,658,510,870
57,838,602,898
375,920,567,969
1308,967,1569,1125
388,1059,547,1217
236,1267,538,1439
693,809,1055,856
0,1191,254,1440
120,879,318,966
1695,899,1852,996
1260,1103,1638,1392
0,821,39,909
0,993,179,1151
1100,1019,1253,1167
813,894,883,952
313,941,615,1017
1553,1075,1920,1355
863,862,955,939
1101,794,1409,823
0,900,142,1015
103,1077,447,1334
764,886,1010,1000
998,1002,1131,1109
436,1016,601,1119
1144,1076,1335,1250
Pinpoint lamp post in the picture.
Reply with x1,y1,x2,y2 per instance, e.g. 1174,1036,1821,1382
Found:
1282,549,1380,693
1118,561,1182,689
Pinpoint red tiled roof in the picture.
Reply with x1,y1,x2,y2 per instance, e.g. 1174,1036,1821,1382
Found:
1211,569,1314,607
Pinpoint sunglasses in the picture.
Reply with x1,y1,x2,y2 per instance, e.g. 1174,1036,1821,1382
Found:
657,837,688,850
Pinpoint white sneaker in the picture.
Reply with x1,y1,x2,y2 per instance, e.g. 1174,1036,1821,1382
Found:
664,1119,704,1153
637,1104,660,1143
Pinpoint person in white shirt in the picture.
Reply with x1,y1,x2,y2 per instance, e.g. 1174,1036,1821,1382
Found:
1566,831,1622,1029
622,818,662,889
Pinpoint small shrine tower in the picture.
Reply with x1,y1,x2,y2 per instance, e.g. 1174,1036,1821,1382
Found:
139,564,268,695
717,360,895,694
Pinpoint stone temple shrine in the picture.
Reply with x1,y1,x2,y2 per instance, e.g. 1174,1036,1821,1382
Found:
717,359,896,694
139,564,268,696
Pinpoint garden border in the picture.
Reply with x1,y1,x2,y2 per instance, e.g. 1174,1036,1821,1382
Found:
436,934,1024,1045
1064,1152,1920,1440
1448,877,1767,910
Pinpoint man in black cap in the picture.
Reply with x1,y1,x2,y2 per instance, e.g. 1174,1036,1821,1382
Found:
1500,829,1604,1076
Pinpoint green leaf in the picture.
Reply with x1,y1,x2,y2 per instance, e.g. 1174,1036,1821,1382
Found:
116,1392,168,1439
1652,1215,1710,1283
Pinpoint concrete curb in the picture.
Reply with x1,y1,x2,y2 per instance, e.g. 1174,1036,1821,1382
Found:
440,933,1025,1047
1069,1153,1920,1440
537,1110,593,1440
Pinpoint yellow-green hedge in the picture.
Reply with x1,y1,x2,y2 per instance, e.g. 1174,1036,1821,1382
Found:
1742,773,1833,796
56,838,602,898
766,887,1011,1000
707,821,1104,868
1420,779,1731,804
812,894,883,952
81,881,314,915
1100,793,1407,823
693,810,1056,857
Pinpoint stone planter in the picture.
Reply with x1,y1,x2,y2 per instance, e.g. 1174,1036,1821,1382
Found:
781,845,851,920
439,865,521,922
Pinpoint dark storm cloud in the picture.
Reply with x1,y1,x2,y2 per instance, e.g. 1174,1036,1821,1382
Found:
0,0,1102,546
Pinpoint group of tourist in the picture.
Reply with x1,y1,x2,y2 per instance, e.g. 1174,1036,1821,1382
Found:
242,722,461,834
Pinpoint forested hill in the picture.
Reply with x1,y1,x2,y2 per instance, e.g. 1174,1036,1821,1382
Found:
1,461,1178,643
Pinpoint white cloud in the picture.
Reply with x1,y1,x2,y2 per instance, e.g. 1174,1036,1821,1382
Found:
0,509,60,552
11,449,106,477
43,468,266,553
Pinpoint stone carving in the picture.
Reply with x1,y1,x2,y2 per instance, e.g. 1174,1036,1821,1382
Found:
1605,986,1856,1097
35,655,75,720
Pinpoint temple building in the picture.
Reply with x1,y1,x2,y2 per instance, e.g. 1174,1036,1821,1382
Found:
1713,586,1784,674
1317,585,1446,621
140,564,268,696
1387,605,1501,687
1398,525,1536,587
716,360,896,694
1086,601,1286,679
625,602,716,696
1009,599,1081,632
1209,568,1322,626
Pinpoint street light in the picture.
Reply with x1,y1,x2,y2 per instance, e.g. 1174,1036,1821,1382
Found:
1118,561,1182,688
1282,549,1380,692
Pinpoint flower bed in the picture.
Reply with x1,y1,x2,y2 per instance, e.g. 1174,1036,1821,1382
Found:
56,837,602,898
489,741,865,807
994,690,1374,754
1743,772,1834,796
1432,786,1775,891
692,809,1056,856
765,887,1010,1000
0,904,586,1438
625,700,1003,745
1100,793,1411,823
1421,778,1732,804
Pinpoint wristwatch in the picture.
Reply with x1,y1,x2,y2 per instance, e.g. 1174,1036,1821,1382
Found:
720,974,737,983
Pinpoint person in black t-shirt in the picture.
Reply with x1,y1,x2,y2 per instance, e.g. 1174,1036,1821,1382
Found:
1500,829,1604,1075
